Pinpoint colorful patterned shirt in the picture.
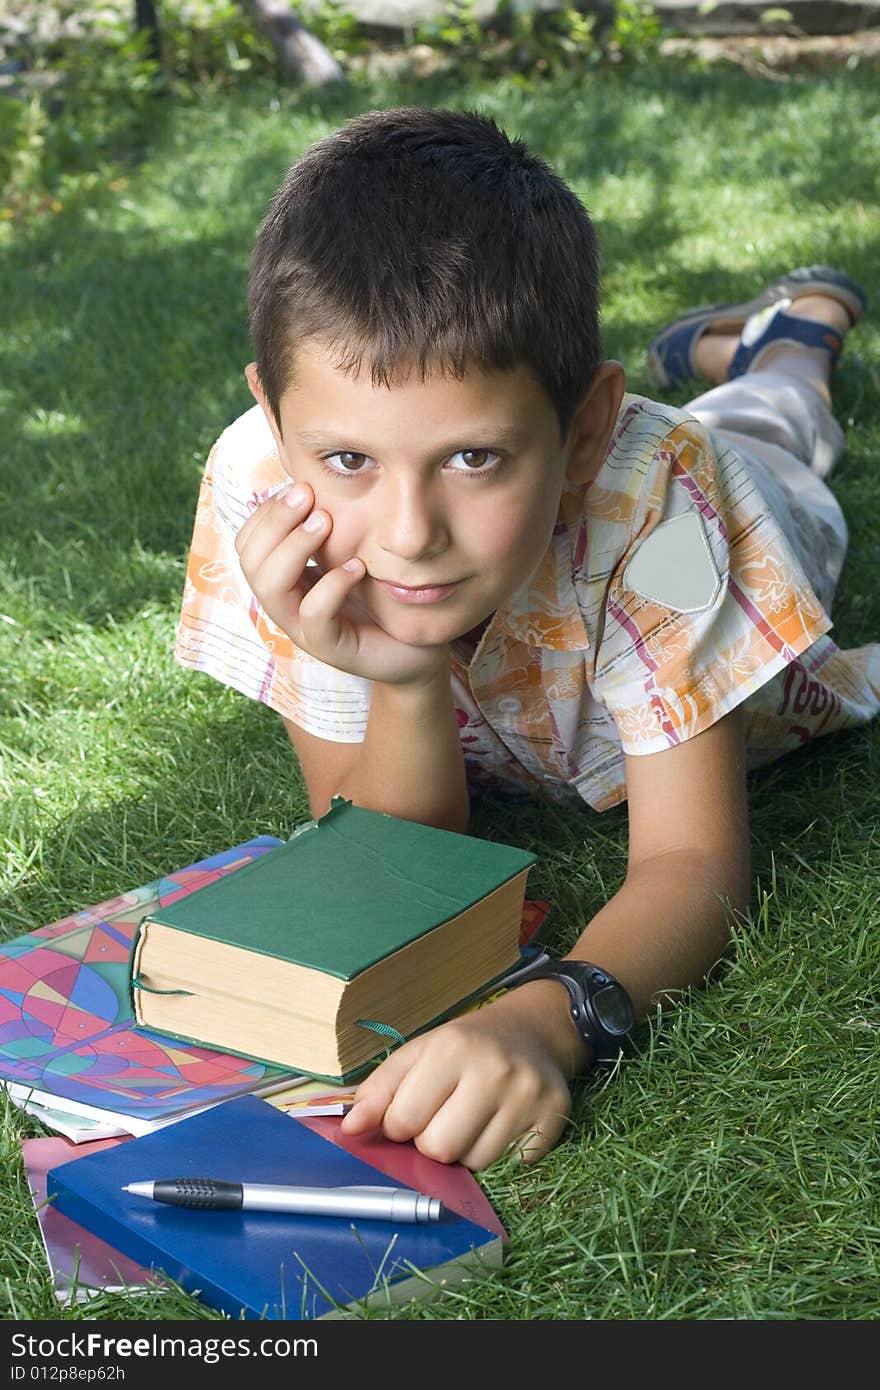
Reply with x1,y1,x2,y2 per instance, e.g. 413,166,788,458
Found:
174,398,880,812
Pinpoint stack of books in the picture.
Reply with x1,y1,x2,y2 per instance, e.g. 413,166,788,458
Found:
129,798,543,1081
4,802,550,1317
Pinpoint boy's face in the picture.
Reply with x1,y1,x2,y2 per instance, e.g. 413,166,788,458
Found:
249,339,621,650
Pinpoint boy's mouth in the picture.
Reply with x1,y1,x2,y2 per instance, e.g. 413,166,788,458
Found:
373,578,462,604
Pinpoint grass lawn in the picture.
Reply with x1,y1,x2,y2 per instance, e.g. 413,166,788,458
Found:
1,57,878,1321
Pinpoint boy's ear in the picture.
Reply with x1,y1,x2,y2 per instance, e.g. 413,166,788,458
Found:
564,361,626,486
245,362,289,465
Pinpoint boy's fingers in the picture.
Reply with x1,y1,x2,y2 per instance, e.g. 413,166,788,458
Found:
340,1087,394,1136
475,1107,567,1171
297,558,366,646
235,482,313,548
233,483,315,572
338,1098,384,1136
380,1069,460,1146
513,1116,566,1164
401,1083,494,1165
239,511,333,616
340,1038,421,1135
433,1096,567,1172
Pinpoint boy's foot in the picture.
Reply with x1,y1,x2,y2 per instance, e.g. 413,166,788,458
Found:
693,292,856,402
647,265,867,391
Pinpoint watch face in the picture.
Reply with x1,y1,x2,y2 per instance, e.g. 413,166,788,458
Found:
592,984,634,1035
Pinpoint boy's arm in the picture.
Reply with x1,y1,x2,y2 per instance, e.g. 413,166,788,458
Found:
283,659,469,833
342,705,752,1169
563,701,751,1017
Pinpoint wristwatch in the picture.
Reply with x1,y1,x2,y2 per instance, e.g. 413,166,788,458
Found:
523,959,635,1069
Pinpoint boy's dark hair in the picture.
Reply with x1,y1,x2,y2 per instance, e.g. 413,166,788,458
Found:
249,106,602,440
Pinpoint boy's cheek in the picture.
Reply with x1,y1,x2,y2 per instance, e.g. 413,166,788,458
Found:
483,502,554,561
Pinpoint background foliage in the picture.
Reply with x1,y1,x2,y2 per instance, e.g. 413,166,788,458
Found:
0,0,670,219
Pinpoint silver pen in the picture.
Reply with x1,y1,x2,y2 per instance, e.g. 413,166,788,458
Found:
121,1177,443,1223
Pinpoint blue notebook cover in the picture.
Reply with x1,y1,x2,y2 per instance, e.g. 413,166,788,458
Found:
46,1094,503,1320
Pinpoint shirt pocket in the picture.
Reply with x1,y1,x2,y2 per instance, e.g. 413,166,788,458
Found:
622,510,722,614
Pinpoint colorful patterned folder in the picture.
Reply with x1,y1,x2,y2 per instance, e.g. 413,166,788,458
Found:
0,838,300,1133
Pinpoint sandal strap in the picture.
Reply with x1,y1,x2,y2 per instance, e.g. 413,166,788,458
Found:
649,318,710,389
728,307,844,381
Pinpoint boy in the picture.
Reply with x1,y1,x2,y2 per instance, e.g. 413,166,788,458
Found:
175,107,879,1172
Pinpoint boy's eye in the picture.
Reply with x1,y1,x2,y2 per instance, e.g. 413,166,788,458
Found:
323,451,369,473
447,449,500,473
320,448,501,478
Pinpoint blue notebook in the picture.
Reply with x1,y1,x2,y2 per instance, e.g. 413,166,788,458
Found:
46,1095,503,1320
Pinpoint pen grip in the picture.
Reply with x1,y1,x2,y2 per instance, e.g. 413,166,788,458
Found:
154,1178,242,1209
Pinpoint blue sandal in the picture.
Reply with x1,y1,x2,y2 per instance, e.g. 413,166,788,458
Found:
726,300,846,380
647,265,868,390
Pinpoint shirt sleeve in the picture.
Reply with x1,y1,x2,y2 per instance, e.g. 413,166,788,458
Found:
173,413,372,743
591,414,833,755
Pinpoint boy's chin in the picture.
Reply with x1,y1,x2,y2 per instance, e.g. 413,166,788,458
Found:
368,603,471,650
372,615,459,648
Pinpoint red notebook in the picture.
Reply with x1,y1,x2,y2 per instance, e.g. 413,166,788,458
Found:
22,1135,159,1304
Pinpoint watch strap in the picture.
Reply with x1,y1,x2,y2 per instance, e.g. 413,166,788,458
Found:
524,959,634,1068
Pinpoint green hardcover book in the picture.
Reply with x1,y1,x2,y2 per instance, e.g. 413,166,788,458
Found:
130,798,537,1082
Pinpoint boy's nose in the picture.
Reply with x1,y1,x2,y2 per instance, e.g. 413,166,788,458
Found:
376,480,450,563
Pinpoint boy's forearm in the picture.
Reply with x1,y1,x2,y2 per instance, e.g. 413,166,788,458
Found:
496,849,751,1072
333,664,470,833
567,849,750,1019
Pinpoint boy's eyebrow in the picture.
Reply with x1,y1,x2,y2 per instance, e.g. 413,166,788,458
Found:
293,425,531,452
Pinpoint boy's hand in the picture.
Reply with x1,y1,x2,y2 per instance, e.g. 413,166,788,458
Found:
340,983,586,1171
234,482,450,687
